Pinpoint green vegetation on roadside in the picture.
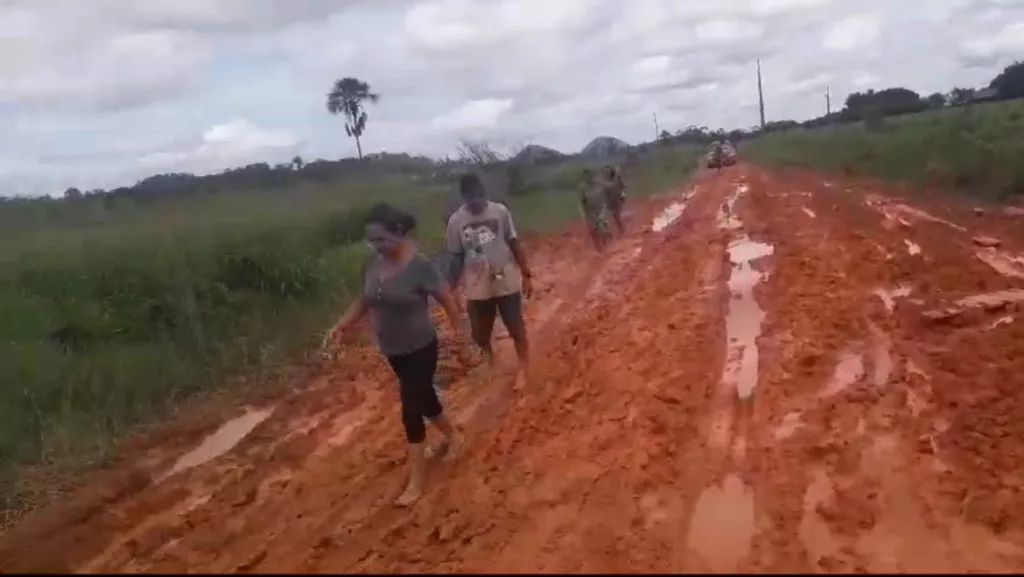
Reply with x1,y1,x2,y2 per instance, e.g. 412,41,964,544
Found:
0,144,701,516
743,99,1024,202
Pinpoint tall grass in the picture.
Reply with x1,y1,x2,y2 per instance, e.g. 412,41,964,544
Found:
0,145,700,514
743,99,1024,202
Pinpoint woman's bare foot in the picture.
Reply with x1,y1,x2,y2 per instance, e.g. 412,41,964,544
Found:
443,434,463,463
424,440,449,460
394,480,423,507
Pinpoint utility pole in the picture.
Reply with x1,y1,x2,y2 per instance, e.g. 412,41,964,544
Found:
826,85,831,115
756,59,766,129
653,111,660,141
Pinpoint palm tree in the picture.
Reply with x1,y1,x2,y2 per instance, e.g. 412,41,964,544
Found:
291,155,303,170
326,77,380,160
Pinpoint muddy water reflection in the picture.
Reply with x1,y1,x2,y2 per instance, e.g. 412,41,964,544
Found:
975,249,1024,279
873,286,911,313
686,474,755,572
799,469,841,565
651,202,686,232
163,407,275,479
820,352,864,398
724,238,774,400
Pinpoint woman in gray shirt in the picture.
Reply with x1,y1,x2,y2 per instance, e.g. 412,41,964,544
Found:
325,202,470,506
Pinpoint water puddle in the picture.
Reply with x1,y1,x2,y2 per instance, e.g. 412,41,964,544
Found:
819,351,864,397
975,249,1024,279
878,202,967,232
904,239,921,255
686,474,756,572
798,469,842,566
868,327,893,387
724,238,773,400
773,411,805,440
162,407,275,480
873,286,911,313
958,289,1024,309
906,360,927,378
651,202,686,232
927,289,1024,321
717,186,745,230
895,203,967,231
802,207,817,218
988,315,1014,330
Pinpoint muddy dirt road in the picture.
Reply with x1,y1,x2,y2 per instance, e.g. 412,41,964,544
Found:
4,164,1024,573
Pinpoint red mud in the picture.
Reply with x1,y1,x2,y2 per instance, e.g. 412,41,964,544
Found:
3,164,1024,573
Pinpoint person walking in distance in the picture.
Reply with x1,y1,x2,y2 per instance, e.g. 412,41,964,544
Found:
579,168,613,252
446,173,534,383
325,202,471,507
600,164,627,236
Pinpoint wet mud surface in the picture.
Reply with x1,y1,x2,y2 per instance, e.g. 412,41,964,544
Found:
3,164,1024,573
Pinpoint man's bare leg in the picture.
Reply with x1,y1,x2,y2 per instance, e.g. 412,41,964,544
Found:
502,295,530,388
612,209,625,235
588,228,605,252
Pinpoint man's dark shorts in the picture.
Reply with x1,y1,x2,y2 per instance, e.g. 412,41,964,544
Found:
466,292,525,348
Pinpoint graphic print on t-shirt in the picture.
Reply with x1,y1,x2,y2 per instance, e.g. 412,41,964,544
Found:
459,218,502,277
461,219,499,253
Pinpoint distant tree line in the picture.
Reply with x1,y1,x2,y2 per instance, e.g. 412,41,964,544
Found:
15,61,1024,208
653,60,1024,147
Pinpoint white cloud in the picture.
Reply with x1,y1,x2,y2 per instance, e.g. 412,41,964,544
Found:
961,22,1024,62
695,19,765,43
0,0,1017,195
137,119,301,175
432,99,514,131
822,14,882,51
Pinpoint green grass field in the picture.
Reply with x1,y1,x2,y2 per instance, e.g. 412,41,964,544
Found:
744,99,1024,202
0,144,703,516
7,92,1023,518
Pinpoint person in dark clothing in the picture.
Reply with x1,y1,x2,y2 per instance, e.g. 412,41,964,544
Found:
600,164,627,235
325,202,470,507
580,168,612,252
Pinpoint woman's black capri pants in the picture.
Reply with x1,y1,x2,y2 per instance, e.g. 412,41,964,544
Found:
385,339,442,444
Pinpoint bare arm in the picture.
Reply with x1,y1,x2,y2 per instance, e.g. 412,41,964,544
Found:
323,297,369,348
443,214,465,289
502,206,532,279
434,283,465,337
417,256,469,350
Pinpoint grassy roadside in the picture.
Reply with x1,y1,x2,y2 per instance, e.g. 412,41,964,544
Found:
0,144,702,519
743,99,1024,203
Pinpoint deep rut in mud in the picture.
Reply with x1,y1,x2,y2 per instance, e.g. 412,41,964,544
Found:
4,164,1024,574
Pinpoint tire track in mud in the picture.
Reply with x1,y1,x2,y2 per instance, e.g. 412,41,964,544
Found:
297,181,734,573
736,165,1024,573
8,165,1024,573
11,191,696,574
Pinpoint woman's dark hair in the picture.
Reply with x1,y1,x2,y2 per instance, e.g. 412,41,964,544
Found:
365,201,417,236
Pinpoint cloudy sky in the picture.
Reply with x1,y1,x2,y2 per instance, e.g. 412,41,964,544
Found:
0,0,1020,196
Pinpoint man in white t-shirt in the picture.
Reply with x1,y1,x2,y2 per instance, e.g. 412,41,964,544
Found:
445,173,533,381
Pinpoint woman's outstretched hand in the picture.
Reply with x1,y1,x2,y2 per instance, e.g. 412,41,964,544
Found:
320,322,346,358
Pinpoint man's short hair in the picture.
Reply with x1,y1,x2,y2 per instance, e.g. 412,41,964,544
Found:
459,173,483,195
